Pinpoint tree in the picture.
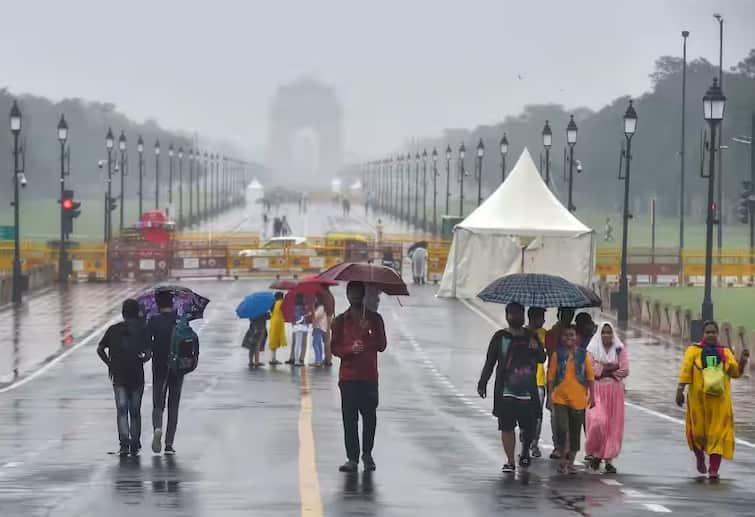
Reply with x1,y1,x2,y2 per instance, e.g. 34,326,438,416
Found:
731,48,755,78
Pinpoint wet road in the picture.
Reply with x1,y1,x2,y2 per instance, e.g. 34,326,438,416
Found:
2,277,755,516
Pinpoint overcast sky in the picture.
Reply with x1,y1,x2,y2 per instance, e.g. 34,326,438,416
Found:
2,0,753,162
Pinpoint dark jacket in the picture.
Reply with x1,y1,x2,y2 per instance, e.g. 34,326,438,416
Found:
477,328,546,418
97,318,151,387
147,311,177,373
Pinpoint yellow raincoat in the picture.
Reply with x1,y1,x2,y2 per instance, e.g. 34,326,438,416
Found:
268,300,287,351
678,344,741,459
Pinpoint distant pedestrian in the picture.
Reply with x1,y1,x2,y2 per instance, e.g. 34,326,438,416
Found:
604,217,614,242
148,290,191,456
268,292,287,365
585,322,629,473
375,219,384,244
477,302,545,473
527,306,547,459
575,312,596,348
281,216,292,236
97,299,151,457
311,295,330,367
273,217,282,237
676,320,749,479
243,313,269,368
548,325,595,474
291,293,310,367
411,247,428,285
544,307,575,460
331,281,387,473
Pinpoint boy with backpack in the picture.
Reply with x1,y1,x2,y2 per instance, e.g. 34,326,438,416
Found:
147,289,199,455
97,299,151,457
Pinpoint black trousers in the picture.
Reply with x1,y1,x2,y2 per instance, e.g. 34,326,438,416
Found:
339,381,379,462
152,368,184,446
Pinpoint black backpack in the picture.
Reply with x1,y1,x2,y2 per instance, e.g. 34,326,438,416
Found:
168,314,200,374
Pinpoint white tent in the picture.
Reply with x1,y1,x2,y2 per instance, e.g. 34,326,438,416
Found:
437,148,595,299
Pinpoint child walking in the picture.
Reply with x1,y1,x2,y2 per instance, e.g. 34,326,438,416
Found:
548,324,595,474
311,295,330,367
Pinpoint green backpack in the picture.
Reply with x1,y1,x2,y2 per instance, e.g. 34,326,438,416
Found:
168,314,200,374
700,348,725,397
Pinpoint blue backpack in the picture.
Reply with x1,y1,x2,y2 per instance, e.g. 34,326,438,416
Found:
169,314,200,374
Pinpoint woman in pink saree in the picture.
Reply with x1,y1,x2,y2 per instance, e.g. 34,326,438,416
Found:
585,322,629,473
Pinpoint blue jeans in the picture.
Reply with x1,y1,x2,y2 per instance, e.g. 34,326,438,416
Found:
312,329,325,364
113,384,144,449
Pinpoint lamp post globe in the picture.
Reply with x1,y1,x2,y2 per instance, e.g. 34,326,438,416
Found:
477,138,485,158
623,100,638,136
567,115,578,145
703,77,726,122
542,121,552,149
118,131,126,151
459,142,466,160
155,140,161,155
106,128,114,150
57,114,68,143
137,136,144,154
499,133,508,156
9,100,21,134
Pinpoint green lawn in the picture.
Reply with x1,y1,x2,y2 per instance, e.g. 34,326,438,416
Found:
634,286,755,332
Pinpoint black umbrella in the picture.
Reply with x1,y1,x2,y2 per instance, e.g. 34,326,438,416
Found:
407,240,428,257
477,273,594,309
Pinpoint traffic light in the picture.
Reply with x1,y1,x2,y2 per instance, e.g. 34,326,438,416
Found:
62,189,81,237
109,196,118,212
739,181,752,224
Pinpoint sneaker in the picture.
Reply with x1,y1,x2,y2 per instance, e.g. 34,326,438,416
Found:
164,445,176,456
362,454,376,472
118,444,130,457
130,446,141,457
519,455,531,469
152,430,162,453
284,359,294,365
295,361,304,367
501,464,515,474
531,445,542,458
269,360,281,366
338,460,358,472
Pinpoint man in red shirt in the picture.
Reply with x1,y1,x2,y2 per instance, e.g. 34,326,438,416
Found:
331,281,387,473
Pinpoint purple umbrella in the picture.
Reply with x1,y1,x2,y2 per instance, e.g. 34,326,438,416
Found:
136,285,210,321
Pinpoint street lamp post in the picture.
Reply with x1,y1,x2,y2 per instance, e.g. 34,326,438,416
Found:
414,152,420,226
714,14,724,253
617,100,638,327
154,140,161,210
406,153,412,223
178,147,184,227
422,150,428,231
168,144,174,216
458,143,466,217
137,136,144,216
476,138,485,206
499,133,508,183
57,114,69,283
106,128,114,242
566,115,578,212
10,101,22,303
445,145,451,215
542,121,552,185
701,78,727,321
118,131,127,231
188,149,194,224
204,152,209,220
432,149,438,234
680,30,690,251
399,155,405,222
391,157,396,216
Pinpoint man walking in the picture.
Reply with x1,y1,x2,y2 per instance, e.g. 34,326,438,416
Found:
148,289,184,455
97,299,151,457
331,281,387,473
545,307,574,460
477,302,545,473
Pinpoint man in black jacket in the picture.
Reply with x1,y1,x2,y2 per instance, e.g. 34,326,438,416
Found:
477,302,546,473
147,289,183,455
97,299,151,457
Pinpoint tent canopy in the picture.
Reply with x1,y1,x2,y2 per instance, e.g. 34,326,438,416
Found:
457,148,591,237
437,148,594,299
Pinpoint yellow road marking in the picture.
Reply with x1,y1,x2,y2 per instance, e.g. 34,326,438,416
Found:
299,367,324,517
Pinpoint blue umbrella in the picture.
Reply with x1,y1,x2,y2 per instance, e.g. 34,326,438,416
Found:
477,273,594,309
236,291,276,319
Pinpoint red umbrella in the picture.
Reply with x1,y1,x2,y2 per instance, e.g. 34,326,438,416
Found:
282,282,336,322
317,262,409,296
269,279,298,290
301,274,339,286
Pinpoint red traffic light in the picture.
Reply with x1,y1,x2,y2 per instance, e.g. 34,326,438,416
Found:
62,198,74,210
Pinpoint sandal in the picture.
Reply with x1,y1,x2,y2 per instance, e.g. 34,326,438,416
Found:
502,464,515,474
519,455,531,468
604,463,617,474
590,457,602,471
557,463,568,474
567,464,578,475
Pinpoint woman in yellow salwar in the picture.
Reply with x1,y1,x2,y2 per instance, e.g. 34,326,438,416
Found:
676,321,749,479
268,292,287,365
